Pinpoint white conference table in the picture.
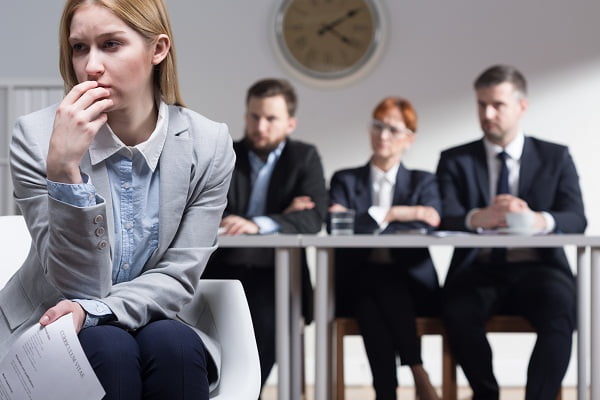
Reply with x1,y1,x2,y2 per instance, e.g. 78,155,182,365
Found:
217,235,304,400
302,233,600,400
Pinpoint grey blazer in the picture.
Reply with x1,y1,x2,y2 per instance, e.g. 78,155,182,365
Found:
0,103,235,390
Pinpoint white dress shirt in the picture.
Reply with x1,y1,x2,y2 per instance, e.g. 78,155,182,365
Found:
367,162,399,232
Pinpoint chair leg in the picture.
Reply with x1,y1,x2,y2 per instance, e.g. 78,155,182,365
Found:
336,321,346,400
442,337,457,400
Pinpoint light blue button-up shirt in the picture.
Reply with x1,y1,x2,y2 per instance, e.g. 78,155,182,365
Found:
245,141,285,234
47,101,169,323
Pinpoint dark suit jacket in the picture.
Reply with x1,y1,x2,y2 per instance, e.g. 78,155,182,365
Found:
329,162,441,315
436,136,587,284
208,137,328,322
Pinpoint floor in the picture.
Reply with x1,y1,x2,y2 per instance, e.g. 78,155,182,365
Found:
261,385,578,400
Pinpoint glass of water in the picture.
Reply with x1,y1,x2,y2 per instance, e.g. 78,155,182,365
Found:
330,210,355,235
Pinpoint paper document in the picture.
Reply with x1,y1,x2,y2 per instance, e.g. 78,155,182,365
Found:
0,314,104,400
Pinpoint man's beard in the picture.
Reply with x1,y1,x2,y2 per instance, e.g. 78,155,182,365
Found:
245,131,284,158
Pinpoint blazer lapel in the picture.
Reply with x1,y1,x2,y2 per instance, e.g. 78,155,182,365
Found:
518,137,540,198
354,163,372,210
473,140,491,205
392,165,411,205
156,106,193,257
266,140,291,211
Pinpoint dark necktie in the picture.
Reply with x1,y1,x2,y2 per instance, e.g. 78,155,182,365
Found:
496,151,510,195
492,151,510,263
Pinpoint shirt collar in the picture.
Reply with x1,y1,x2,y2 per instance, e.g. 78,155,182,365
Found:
89,100,169,171
483,131,525,161
370,162,399,185
248,140,286,169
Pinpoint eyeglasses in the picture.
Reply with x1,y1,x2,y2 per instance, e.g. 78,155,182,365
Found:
370,119,414,138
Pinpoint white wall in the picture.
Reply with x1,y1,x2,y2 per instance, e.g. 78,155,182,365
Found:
2,0,599,389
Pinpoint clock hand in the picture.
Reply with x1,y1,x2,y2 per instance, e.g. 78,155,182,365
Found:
317,7,362,36
324,27,360,48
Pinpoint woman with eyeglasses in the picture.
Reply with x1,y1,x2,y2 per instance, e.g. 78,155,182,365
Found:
329,97,441,400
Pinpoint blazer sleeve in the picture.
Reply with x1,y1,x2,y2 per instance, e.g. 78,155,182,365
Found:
436,149,472,231
268,144,328,233
10,109,114,299
538,148,586,233
385,171,441,233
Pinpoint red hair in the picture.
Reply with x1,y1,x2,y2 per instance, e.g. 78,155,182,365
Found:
372,97,417,133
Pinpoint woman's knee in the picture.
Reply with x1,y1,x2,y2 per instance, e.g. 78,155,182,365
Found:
135,319,207,369
79,325,140,369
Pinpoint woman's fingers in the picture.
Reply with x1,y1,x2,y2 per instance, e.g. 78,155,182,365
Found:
40,300,86,333
48,82,113,182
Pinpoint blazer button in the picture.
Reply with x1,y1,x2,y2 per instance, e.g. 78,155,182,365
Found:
95,227,105,236
94,215,104,224
97,240,108,250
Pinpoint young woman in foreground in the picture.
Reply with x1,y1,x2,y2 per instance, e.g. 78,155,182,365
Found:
0,1,234,398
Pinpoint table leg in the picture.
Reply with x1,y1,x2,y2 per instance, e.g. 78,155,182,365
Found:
577,247,588,400
591,247,600,400
315,248,334,400
276,248,292,400
290,248,302,400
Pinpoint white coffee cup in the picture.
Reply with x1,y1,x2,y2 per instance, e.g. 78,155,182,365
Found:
505,211,535,230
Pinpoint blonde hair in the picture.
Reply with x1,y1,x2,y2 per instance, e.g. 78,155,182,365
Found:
59,0,184,106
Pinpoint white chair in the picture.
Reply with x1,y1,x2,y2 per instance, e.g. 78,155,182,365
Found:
0,215,261,400
195,279,261,400
0,215,31,287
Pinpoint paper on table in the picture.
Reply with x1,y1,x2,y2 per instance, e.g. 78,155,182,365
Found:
0,313,105,400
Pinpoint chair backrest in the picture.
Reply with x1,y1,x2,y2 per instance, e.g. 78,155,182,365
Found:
0,215,31,288
196,279,261,400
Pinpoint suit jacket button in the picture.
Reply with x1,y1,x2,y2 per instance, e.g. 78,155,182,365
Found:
95,227,105,236
94,215,104,224
97,240,108,250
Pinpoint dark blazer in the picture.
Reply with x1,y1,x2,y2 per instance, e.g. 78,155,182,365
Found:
436,136,587,284
329,162,441,314
208,137,328,321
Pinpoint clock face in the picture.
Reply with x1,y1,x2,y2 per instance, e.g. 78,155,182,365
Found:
276,0,381,80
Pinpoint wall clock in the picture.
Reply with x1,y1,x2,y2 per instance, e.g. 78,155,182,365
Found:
274,0,386,84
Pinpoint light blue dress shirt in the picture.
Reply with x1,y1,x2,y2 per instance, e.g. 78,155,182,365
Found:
245,141,285,234
47,101,169,326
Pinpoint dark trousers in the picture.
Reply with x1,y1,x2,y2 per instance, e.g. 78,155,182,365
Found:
202,264,276,397
79,319,210,400
442,262,576,400
354,263,439,400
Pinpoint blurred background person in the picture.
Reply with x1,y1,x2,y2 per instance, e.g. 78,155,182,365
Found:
437,64,586,399
329,97,441,400
203,78,328,398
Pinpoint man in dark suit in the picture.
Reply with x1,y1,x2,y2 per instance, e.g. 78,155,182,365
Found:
436,65,586,400
203,78,328,396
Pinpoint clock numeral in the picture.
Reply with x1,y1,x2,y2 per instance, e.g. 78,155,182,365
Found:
304,48,318,67
294,36,308,50
339,49,350,64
